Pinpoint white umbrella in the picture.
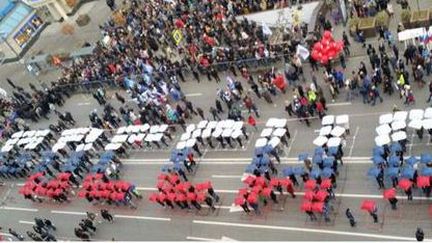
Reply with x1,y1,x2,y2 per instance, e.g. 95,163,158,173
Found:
336,114,349,125
207,121,218,129
391,120,406,131
422,119,432,129
375,135,391,146
212,128,223,138
409,109,424,120
176,141,186,150
231,129,242,139
185,138,197,148
180,132,191,141
233,121,244,130
138,123,150,132
375,124,391,135
319,126,332,136
223,120,235,129
408,120,422,130
379,113,393,125
313,136,328,146
327,137,341,147
272,128,286,137
391,131,407,141
11,131,24,139
186,124,196,133
260,128,273,137
192,129,202,138
158,124,169,133
331,126,346,137
393,111,408,122
322,115,335,126
269,137,281,148
222,128,233,137
255,138,268,148
266,118,278,127
197,120,208,129
274,119,287,128
201,128,212,138
424,108,432,119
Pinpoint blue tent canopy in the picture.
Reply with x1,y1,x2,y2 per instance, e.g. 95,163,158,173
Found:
367,167,380,177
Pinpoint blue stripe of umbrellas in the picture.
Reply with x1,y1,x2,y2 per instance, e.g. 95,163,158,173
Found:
160,148,192,172
368,143,432,179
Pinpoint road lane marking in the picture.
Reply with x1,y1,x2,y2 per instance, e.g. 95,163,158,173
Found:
348,126,360,157
185,93,203,97
114,214,171,221
123,156,372,162
77,102,91,106
327,102,352,107
192,220,420,241
19,220,35,225
186,236,217,241
51,210,86,215
0,206,38,212
211,175,243,178
285,130,297,157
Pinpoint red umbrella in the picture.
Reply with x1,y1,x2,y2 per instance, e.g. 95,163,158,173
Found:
247,193,258,204
194,183,206,191
187,192,197,201
234,196,245,206
46,189,56,198
383,188,396,199
238,188,249,196
196,192,206,202
105,181,114,191
398,178,413,190
312,202,324,213
360,200,376,212
279,178,292,187
94,173,103,180
261,187,272,197
100,190,110,199
303,191,314,201
315,190,329,202
156,180,165,189
176,193,187,202
158,174,168,180
417,176,430,188
77,190,87,198
168,175,180,185
255,176,266,187
270,178,280,187
243,175,256,186
158,193,167,201
251,185,262,194
304,180,317,190
320,179,332,189
300,201,313,212
205,181,212,189
167,193,176,202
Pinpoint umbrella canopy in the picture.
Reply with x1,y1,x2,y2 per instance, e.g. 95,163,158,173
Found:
323,157,335,168
401,166,415,179
312,202,324,213
310,168,321,179
312,155,322,164
270,178,280,187
314,147,325,156
373,146,385,156
293,166,306,175
303,191,314,200
234,196,246,206
322,167,334,178
255,176,266,186
398,178,413,191
245,164,258,173
320,179,332,189
283,167,294,176
247,193,258,204
372,155,385,165
254,147,264,156
243,175,256,186
388,156,400,167
280,178,292,187
406,156,418,167
383,188,396,199
327,146,339,156
421,153,432,164
314,190,329,202
367,167,381,177
386,167,399,178
298,153,309,161
422,167,432,176
304,179,317,190
390,143,402,153
300,201,313,212
360,200,376,212
417,176,431,187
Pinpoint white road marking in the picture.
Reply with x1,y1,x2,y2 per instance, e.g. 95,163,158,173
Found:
192,220,421,241
114,214,171,221
18,220,35,225
125,160,372,165
186,236,237,241
123,156,371,162
77,102,91,106
285,130,298,157
327,102,352,107
51,210,86,215
211,175,243,178
185,93,203,97
0,206,38,212
348,126,360,157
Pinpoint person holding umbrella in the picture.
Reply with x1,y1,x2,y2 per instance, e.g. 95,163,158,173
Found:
384,188,398,210
345,208,356,227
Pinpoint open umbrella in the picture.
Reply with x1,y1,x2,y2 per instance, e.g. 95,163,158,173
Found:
254,147,264,156
315,190,329,202
388,156,400,167
161,165,171,172
417,176,430,187
320,179,332,189
401,166,415,179
390,143,402,153
360,200,376,212
314,147,325,156
312,202,324,213
304,179,317,190
261,188,272,197
283,167,294,176
238,188,249,196
406,156,418,167
245,164,258,173
298,153,309,161
243,175,256,186
234,196,246,206
398,178,413,190
303,191,314,200
367,167,381,177
293,166,305,175
385,167,399,178
327,146,339,156
373,146,384,156
322,167,334,178
255,176,266,186
300,201,313,212
312,155,322,164
372,155,385,165
310,168,321,179
422,167,432,176
251,185,262,194
323,157,335,168
421,153,432,164
270,178,280,187
280,178,292,187
383,188,396,199
247,193,258,204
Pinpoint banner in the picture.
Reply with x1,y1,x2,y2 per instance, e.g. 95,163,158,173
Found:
296,44,310,60
172,29,183,45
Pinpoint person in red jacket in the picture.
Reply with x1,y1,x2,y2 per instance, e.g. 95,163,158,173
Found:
247,115,257,131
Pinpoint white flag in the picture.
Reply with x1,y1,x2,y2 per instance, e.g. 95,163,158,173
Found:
262,22,272,36
296,44,310,60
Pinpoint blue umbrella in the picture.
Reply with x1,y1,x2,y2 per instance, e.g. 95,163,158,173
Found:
388,156,400,167
322,167,334,178
390,143,402,153
405,156,418,167
310,168,321,179
327,146,339,156
323,157,335,167
386,167,399,177
169,151,178,162
263,145,274,153
254,147,264,156
367,167,380,177
251,156,260,165
245,164,258,173
298,153,309,161
312,155,322,164
283,167,294,176
421,167,432,176
373,146,384,156
400,166,415,179
161,164,171,172
421,153,432,164
258,166,269,174
372,155,385,164
258,156,270,166
293,166,305,175
314,147,325,156
100,151,114,160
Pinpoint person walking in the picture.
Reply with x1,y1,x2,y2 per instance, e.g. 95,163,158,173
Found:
82,218,96,232
345,208,356,227
416,228,425,241
196,107,205,120
100,209,113,223
370,207,379,223
247,114,257,131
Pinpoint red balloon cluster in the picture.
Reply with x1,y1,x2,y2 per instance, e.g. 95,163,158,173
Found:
311,30,344,64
